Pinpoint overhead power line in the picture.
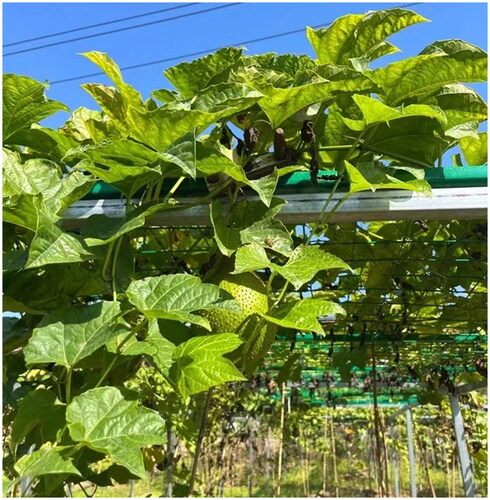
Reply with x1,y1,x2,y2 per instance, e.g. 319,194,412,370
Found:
4,3,241,57
48,2,421,86
3,3,200,47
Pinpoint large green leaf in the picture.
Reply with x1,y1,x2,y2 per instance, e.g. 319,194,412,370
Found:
76,160,160,198
160,131,197,178
191,82,263,113
277,245,352,290
25,211,94,269
233,243,350,290
373,40,487,106
419,84,488,130
107,319,177,376
6,126,79,163
263,299,346,334
14,443,80,481
66,387,165,479
210,198,287,256
362,115,448,167
164,47,243,99
345,161,432,196
170,334,246,399
234,243,272,274
11,389,66,455
196,142,280,205
307,8,427,65
352,94,447,126
3,74,69,142
460,132,487,165
24,301,124,368
3,150,61,198
3,149,95,213
258,76,376,128
240,217,293,257
126,274,223,330
81,51,144,122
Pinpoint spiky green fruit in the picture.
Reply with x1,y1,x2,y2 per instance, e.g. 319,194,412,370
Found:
201,271,277,375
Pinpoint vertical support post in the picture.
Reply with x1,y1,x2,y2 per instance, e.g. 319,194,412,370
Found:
265,426,271,481
248,427,254,497
406,408,417,498
275,382,286,497
390,421,400,497
449,393,475,497
165,426,175,497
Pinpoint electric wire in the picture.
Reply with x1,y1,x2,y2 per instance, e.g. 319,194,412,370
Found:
4,3,241,57
47,1,422,85
3,3,200,47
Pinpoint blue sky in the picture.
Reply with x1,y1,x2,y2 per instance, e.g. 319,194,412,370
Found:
3,1,488,133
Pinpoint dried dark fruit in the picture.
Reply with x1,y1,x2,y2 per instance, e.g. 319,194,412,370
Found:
301,120,315,143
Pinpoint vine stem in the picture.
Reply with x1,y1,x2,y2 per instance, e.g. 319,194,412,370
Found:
101,241,115,281
306,176,343,244
163,176,185,202
94,328,140,389
65,368,73,404
188,388,213,497
111,238,123,301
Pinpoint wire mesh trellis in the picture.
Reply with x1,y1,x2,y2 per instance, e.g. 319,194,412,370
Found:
129,217,487,407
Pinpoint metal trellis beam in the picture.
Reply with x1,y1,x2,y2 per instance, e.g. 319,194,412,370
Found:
62,186,487,228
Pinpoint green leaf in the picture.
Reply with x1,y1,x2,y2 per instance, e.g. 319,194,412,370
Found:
14,443,80,481
66,386,165,479
362,116,447,168
173,333,243,359
81,51,144,121
345,161,432,196
192,82,263,113
160,131,197,178
210,198,287,256
11,389,66,455
81,214,146,246
332,347,367,381
164,47,243,99
240,217,293,257
278,245,352,290
3,149,62,197
24,301,124,368
373,40,487,106
25,210,94,269
248,168,279,207
170,334,246,399
234,243,271,274
64,138,160,168
276,353,302,385
6,126,79,163
460,132,487,165
76,160,161,198
307,8,427,65
420,84,487,130
126,274,223,330
197,143,280,204
263,299,346,334
3,74,69,142
258,76,376,128
352,94,447,126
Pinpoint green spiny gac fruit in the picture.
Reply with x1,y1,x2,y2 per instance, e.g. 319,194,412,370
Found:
201,264,277,376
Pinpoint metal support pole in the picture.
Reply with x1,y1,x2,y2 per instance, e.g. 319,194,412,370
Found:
390,421,400,497
449,393,476,497
406,408,417,498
